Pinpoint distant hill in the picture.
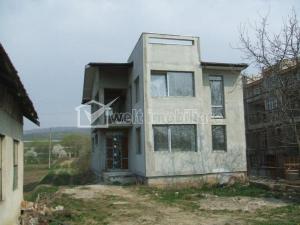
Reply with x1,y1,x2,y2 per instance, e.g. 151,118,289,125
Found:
24,127,90,141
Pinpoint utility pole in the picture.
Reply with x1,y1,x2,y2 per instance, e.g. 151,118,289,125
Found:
48,128,52,169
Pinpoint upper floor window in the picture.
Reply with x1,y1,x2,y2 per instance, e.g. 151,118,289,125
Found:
253,86,261,96
149,37,193,46
151,71,194,97
265,96,278,111
134,76,140,103
209,76,225,118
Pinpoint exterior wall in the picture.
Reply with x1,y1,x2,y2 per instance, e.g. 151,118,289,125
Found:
0,94,24,225
127,36,146,176
142,33,247,178
145,172,247,187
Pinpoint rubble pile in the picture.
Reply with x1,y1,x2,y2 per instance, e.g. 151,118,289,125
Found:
19,192,65,225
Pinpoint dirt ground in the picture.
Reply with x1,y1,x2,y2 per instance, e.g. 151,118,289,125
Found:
53,184,296,225
24,164,49,192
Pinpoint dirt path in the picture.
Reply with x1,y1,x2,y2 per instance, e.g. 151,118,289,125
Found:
59,185,288,225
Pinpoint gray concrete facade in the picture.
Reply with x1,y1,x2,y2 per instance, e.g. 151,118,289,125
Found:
83,33,248,185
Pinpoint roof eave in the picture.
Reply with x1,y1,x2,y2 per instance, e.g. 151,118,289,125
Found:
201,61,248,70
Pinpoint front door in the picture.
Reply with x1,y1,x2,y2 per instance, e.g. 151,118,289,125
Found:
106,131,128,170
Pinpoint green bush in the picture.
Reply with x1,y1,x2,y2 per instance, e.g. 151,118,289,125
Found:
40,170,96,186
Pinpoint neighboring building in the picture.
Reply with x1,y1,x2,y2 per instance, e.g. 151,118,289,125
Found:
0,43,39,225
244,61,300,179
82,33,248,185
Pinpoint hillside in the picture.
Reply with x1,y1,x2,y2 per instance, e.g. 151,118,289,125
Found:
24,127,90,141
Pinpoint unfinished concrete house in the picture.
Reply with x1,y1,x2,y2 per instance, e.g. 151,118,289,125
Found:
244,60,300,180
82,33,248,185
0,43,39,225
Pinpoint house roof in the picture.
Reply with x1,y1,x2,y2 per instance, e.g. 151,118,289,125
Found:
87,62,133,68
201,61,248,70
82,62,133,104
0,43,39,125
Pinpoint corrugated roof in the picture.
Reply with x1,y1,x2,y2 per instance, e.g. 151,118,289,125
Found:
0,43,39,125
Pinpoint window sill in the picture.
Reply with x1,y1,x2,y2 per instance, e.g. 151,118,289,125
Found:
211,116,225,119
212,150,227,153
151,96,196,99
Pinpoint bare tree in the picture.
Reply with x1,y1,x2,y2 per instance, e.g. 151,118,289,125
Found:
239,9,300,154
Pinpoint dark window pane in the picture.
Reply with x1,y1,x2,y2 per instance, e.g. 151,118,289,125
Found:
212,107,224,117
151,74,167,97
170,125,196,152
153,126,169,151
212,125,226,151
168,72,194,96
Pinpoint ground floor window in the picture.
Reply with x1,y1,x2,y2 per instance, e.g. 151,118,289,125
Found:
153,125,197,152
212,125,227,151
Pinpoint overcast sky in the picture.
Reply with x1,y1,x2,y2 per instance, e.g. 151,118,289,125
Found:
0,0,299,130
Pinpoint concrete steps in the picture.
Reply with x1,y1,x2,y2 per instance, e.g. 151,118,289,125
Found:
102,170,136,184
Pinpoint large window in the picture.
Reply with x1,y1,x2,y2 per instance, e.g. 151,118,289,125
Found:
209,76,225,118
153,125,197,152
134,76,140,103
212,125,227,151
13,140,18,190
0,135,3,200
151,72,194,97
136,127,141,154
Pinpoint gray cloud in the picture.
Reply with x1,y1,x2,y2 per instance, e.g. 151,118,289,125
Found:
0,0,299,129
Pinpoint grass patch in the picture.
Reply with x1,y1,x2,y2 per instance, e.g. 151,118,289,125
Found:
137,183,279,205
248,204,300,225
48,194,128,225
25,185,59,202
50,195,108,225
199,183,277,198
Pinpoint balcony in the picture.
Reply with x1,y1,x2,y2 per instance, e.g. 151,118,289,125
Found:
91,88,133,128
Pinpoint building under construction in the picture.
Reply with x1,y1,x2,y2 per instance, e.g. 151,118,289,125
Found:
244,61,300,180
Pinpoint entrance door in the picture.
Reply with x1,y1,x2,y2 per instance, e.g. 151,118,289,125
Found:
106,131,128,170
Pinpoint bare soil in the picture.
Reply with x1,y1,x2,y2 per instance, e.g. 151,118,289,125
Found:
57,185,292,225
